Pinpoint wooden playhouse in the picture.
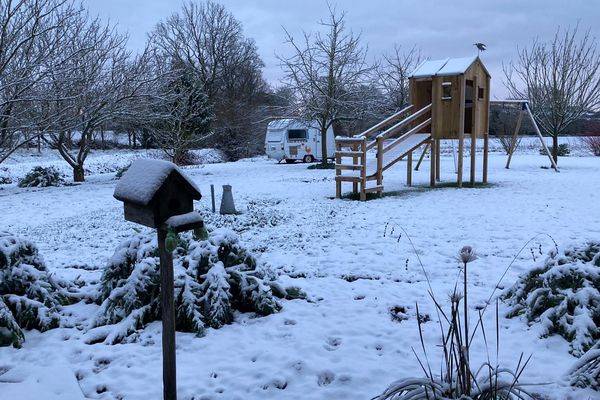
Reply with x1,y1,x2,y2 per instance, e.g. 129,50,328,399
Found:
334,56,492,200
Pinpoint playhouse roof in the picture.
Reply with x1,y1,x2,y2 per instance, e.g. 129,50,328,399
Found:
114,158,201,206
410,56,480,78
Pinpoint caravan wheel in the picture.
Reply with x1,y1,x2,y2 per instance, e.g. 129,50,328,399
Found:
303,155,315,163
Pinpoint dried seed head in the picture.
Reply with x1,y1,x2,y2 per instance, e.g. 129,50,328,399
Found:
458,246,477,264
450,291,464,304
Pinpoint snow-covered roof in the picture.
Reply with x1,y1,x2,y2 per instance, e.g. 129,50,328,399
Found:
410,56,478,78
114,158,201,206
267,118,318,130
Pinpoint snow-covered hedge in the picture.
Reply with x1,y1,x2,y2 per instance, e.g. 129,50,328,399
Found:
18,166,64,187
504,241,600,356
0,232,73,347
88,228,286,344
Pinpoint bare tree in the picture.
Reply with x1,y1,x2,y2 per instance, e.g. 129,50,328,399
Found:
41,11,151,181
504,25,600,164
0,0,76,163
376,44,422,114
150,1,269,160
278,6,374,165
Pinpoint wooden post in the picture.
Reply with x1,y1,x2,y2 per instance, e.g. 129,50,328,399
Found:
435,139,441,181
470,135,476,185
470,76,478,185
210,184,216,213
430,139,436,187
406,151,412,186
505,110,523,169
352,143,358,195
483,132,489,184
157,228,177,400
457,76,466,188
376,137,383,196
415,142,429,171
524,102,559,172
360,138,367,201
335,141,342,198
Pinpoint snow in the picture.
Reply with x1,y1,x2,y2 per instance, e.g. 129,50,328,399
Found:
1,143,600,399
410,56,478,78
114,158,201,206
410,58,449,78
437,55,478,75
165,211,203,229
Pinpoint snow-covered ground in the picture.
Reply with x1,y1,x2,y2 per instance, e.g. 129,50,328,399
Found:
1,142,599,399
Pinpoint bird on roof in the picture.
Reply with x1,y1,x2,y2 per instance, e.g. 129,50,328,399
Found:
473,43,487,54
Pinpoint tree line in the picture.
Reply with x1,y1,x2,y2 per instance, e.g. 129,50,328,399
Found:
1,0,598,179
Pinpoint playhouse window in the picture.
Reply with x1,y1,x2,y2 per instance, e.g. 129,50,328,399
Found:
287,129,307,140
442,82,452,100
478,87,485,100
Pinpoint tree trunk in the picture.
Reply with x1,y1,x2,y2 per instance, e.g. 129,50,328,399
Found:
321,126,328,166
552,132,559,165
73,165,85,182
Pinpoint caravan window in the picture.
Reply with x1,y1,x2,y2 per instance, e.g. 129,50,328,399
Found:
287,129,308,140
267,131,283,142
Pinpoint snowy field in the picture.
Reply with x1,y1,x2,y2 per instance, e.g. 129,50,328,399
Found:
1,141,599,400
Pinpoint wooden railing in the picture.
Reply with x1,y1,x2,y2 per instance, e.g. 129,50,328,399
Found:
356,105,414,139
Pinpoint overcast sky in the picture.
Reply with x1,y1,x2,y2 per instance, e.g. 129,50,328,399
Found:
82,0,600,98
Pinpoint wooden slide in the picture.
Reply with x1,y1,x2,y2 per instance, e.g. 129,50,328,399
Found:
335,104,433,200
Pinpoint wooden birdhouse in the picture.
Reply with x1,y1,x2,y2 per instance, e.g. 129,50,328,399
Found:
113,158,202,229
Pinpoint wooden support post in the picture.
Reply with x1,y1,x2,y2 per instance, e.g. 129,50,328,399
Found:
457,77,466,188
360,138,367,201
524,103,559,172
335,141,341,198
415,142,429,171
210,184,216,213
352,143,358,194
483,132,489,184
470,135,476,185
435,139,441,181
505,110,523,169
376,137,383,196
430,139,436,187
157,228,177,400
406,151,412,186
470,75,478,186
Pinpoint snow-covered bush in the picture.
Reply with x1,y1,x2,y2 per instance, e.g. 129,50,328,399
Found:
88,228,284,344
581,136,600,156
0,167,11,184
0,232,73,348
570,341,600,390
202,199,289,233
504,241,600,356
540,143,570,157
18,166,64,187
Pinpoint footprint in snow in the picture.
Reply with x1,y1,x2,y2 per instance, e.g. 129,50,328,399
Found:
317,370,335,386
324,337,342,351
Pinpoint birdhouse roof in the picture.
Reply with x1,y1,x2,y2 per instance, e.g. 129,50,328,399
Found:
410,56,480,78
113,158,201,206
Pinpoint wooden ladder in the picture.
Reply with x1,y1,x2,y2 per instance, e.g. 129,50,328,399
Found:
334,137,383,201
334,103,432,200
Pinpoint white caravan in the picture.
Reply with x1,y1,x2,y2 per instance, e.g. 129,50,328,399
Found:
264,119,335,163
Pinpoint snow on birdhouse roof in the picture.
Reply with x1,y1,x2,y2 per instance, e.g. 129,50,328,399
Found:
410,56,479,78
113,158,201,206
